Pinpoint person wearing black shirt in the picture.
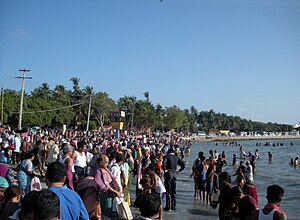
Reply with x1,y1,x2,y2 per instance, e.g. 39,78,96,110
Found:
163,147,185,211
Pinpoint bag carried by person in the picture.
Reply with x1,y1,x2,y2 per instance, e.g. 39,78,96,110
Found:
31,176,42,191
211,190,220,202
116,201,132,219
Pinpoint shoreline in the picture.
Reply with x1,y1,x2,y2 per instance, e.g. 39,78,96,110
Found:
186,135,300,142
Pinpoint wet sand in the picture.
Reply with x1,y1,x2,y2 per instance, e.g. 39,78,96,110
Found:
130,189,219,219
130,171,219,220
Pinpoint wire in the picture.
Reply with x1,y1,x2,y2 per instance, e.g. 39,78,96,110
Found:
11,101,86,114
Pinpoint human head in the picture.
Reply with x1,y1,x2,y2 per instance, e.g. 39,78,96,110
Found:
198,151,204,158
145,163,156,175
143,147,150,157
115,153,124,164
219,172,231,190
0,176,9,188
19,190,38,220
0,176,9,199
3,185,22,202
62,143,73,156
219,172,231,183
46,162,66,183
24,151,35,160
32,189,60,220
230,185,244,202
98,154,109,168
139,193,161,218
266,185,284,204
167,147,175,154
77,140,87,152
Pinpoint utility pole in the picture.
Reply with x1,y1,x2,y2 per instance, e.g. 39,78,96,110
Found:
16,69,32,130
86,95,92,132
1,86,3,125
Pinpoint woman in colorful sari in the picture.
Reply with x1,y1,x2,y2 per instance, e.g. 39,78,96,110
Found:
17,152,35,196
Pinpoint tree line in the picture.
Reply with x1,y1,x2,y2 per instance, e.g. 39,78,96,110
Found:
0,77,292,133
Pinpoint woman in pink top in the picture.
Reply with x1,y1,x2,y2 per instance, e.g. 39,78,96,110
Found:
94,154,121,219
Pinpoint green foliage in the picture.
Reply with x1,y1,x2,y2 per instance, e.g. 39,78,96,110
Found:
1,79,292,132
1,89,21,127
90,92,117,128
164,106,188,131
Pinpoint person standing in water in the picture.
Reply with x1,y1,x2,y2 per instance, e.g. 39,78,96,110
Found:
232,154,237,166
268,152,273,162
163,147,185,211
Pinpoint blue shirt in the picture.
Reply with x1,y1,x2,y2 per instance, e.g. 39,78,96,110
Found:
48,185,88,220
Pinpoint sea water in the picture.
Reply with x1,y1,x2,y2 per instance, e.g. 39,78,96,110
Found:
162,139,300,220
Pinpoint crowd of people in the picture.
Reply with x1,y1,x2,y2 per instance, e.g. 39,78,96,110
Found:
189,144,288,220
0,124,289,220
0,125,190,219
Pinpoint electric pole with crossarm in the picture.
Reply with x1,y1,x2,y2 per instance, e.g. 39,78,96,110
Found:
16,69,32,130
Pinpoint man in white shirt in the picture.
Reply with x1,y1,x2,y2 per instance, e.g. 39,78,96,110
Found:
13,134,22,164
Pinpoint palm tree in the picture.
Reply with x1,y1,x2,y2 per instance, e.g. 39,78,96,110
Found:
143,91,149,102
155,104,165,131
189,106,198,133
93,92,117,129
31,82,52,99
118,96,137,129
70,77,80,95
83,86,94,96
53,84,70,102
40,83,51,97
70,77,82,128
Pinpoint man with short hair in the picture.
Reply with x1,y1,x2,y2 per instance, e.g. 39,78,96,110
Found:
72,140,88,180
258,184,287,220
46,162,88,220
163,147,185,211
32,189,60,220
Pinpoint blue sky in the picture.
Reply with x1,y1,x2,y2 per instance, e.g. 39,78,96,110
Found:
1,0,299,125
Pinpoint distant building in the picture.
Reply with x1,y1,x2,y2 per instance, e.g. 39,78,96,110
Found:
219,130,230,136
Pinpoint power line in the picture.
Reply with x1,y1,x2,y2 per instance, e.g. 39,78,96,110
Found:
11,101,86,114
